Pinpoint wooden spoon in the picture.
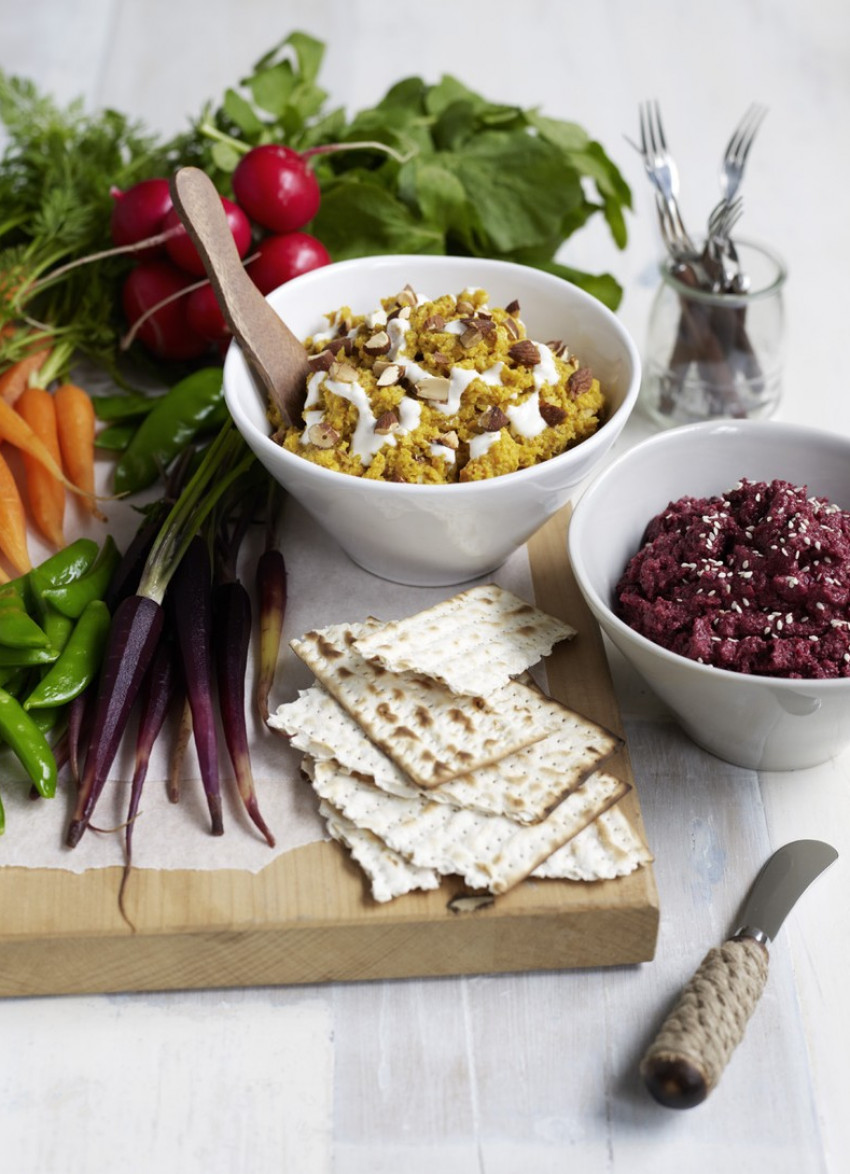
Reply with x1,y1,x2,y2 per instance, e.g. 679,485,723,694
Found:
169,165,311,427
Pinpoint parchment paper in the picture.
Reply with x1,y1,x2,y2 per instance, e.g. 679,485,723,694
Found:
0,475,537,874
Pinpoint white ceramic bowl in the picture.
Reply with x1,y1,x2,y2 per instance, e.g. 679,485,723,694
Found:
223,254,640,585
568,418,850,771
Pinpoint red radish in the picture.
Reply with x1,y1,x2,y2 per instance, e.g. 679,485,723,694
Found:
121,259,209,361
110,178,173,257
247,232,331,295
186,282,230,344
231,144,321,233
161,198,252,277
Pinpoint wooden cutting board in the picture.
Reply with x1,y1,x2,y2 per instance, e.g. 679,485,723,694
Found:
0,506,658,997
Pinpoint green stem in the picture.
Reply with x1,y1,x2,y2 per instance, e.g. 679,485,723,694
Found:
138,424,256,604
32,340,76,387
197,121,417,166
0,212,28,239
301,140,416,165
198,121,250,156
16,228,184,310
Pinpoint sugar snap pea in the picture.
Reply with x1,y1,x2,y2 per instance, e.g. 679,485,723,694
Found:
41,536,121,619
0,644,59,668
26,706,62,737
31,538,99,591
113,368,226,496
0,577,28,604
0,686,57,799
24,600,110,711
0,595,50,649
94,422,137,452
0,665,26,691
91,390,163,422
41,607,74,654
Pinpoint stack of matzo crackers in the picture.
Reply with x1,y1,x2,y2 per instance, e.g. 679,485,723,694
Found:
271,584,652,903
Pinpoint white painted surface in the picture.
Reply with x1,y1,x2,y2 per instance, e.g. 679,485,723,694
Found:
1,2,848,1170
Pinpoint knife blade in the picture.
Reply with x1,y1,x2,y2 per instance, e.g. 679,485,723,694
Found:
641,839,837,1110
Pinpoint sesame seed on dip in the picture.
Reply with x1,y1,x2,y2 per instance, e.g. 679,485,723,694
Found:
615,478,850,679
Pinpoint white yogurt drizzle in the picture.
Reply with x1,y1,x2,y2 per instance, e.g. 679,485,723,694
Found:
323,377,388,465
304,371,325,410
532,341,560,391
301,409,325,435
303,299,565,464
386,317,410,360
397,396,422,432
389,311,508,416
505,342,559,438
468,431,501,460
479,362,504,386
506,390,547,439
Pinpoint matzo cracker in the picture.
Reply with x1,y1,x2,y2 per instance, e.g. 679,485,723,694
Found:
308,758,629,894
290,621,555,788
318,795,648,899
353,584,576,696
319,799,441,902
272,683,621,823
532,807,654,881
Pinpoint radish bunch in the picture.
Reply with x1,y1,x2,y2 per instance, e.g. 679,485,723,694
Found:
111,146,332,362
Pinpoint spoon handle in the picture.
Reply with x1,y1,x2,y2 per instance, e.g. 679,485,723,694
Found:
169,166,310,426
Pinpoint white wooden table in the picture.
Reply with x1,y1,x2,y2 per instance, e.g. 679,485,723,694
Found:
2,2,849,1171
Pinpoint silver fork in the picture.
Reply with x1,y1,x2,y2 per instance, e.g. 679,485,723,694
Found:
637,100,697,260
719,103,767,204
703,197,745,290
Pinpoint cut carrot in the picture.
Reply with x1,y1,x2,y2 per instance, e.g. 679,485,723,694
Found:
0,448,32,573
0,347,52,405
16,386,65,548
0,395,84,498
54,383,105,520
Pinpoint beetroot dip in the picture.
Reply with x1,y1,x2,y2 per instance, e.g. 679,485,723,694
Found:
615,478,850,678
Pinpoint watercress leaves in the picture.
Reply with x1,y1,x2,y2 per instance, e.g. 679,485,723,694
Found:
313,177,443,259
197,37,631,307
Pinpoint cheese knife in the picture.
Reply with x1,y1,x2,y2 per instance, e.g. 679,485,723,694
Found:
641,838,838,1109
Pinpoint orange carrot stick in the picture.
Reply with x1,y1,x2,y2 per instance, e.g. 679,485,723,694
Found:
0,448,32,573
0,396,83,497
54,383,105,520
16,386,65,548
0,348,52,405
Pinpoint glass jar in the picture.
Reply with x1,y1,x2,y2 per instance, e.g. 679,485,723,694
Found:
641,239,787,429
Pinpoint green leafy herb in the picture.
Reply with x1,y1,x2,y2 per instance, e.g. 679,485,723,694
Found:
0,30,632,387
0,73,179,377
193,34,632,307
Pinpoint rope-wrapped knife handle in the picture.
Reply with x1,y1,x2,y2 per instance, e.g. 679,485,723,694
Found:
640,935,769,1109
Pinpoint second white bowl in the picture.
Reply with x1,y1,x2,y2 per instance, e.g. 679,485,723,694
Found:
568,419,850,771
